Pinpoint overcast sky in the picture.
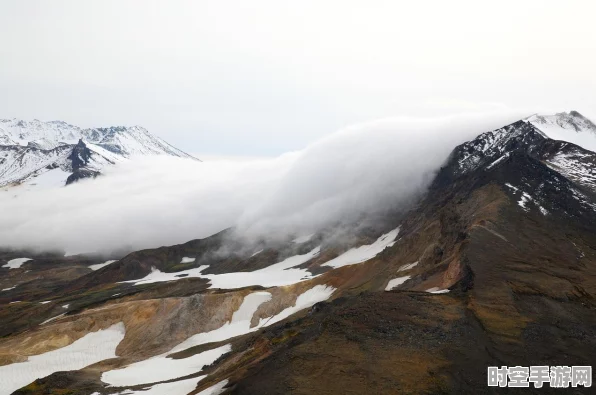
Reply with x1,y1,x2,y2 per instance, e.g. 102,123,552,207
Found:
0,0,594,156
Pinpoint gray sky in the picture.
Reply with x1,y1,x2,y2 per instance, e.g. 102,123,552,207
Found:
1,0,595,156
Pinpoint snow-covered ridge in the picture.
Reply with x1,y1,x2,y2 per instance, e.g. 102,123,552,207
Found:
0,119,82,147
0,118,196,158
453,111,596,176
527,111,596,153
446,110,596,218
453,120,543,174
0,118,198,188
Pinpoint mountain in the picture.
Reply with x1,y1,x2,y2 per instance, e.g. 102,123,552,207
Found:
0,119,198,189
1,111,596,394
528,110,596,153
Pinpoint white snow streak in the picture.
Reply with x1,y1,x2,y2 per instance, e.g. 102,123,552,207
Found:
102,291,272,387
40,313,66,326
101,344,230,388
505,183,548,215
397,261,418,272
2,258,32,269
102,285,335,388
259,285,336,327
485,152,510,169
0,323,125,395
114,376,207,395
169,292,272,354
250,249,264,257
196,379,229,395
322,228,399,268
385,276,411,291
528,113,596,153
128,247,321,289
89,260,117,271
425,287,450,294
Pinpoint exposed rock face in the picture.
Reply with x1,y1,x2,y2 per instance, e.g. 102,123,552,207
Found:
64,139,100,185
1,112,596,394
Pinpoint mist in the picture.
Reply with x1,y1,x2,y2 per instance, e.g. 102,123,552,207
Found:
0,110,526,255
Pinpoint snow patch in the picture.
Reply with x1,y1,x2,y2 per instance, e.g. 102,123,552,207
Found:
518,191,533,210
485,152,510,169
385,276,411,291
114,376,208,395
128,247,321,289
528,113,596,153
40,313,66,326
397,261,418,272
250,249,264,257
505,184,548,215
180,257,196,263
259,285,336,327
169,292,272,354
322,228,399,269
102,291,272,387
546,150,596,190
101,344,230,387
126,265,210,286
425,287,450,294
89,260,117,271
504,183,518,192
197,379,229,395
0,323,125,395
2,258,32,269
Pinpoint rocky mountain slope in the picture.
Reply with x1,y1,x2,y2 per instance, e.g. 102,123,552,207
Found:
1,111,595,394
0,119,197,188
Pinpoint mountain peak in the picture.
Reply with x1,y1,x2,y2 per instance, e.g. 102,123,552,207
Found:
443,111,596,183
527,110,596,132
526,111,596,152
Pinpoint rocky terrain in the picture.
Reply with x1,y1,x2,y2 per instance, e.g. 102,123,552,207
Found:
1,111,595,394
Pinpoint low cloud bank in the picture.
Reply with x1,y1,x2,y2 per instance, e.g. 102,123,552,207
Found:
0,110,525,254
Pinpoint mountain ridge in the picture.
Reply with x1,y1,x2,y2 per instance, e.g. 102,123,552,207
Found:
0,118,199,189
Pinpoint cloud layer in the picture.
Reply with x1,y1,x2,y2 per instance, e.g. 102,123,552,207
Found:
0,110,525,254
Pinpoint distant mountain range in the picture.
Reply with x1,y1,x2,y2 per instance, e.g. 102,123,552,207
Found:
0,119,198,188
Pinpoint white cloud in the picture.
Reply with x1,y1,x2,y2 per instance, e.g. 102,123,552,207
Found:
0,110,525,254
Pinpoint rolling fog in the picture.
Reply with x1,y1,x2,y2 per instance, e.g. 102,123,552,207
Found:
0,110,525,255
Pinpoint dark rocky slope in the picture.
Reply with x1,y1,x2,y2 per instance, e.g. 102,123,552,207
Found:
3,114,596,394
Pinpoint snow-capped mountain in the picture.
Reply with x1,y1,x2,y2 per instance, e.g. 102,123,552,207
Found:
442,110,596,221
1,111,596,394
528,111,596,152
0,119,198,188
453,111,596,172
